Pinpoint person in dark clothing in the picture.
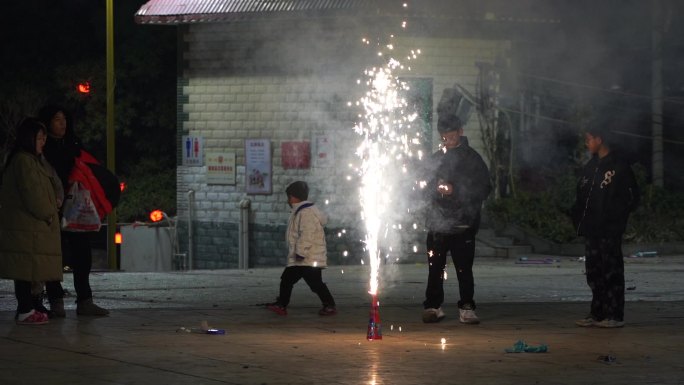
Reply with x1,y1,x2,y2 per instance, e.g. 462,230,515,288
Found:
421,88,492,325
572,126,639,328
38,105,109,316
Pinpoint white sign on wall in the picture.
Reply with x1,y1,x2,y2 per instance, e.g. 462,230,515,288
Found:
245,139,272,194
315,134,334,167
206,152,236,185
182,135,204,166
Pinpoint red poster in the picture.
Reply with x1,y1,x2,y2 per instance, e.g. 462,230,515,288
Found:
281,141,311,169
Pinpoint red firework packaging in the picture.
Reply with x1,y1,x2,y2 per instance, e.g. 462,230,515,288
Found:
367,294,382,340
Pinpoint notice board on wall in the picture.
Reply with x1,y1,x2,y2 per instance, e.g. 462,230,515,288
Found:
245,139,272,194
314,134,333,167
281,141,311,169
206,152,236,185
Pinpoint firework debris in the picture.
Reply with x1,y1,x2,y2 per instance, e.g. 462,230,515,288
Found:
505,340,548,353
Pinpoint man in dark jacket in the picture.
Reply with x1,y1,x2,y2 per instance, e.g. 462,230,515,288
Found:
422,88,491,324
39,105,109,317
572,126,639,328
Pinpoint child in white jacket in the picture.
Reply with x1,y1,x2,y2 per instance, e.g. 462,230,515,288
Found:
266,181,337,316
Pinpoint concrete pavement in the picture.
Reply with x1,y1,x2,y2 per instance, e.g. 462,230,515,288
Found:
1,255,683,384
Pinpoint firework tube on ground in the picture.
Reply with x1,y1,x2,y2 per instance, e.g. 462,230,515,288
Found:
367,294,382,340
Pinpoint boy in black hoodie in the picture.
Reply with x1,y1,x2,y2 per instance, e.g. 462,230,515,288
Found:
572,126,640,328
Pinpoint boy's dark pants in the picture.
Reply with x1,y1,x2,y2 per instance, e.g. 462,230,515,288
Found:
423,230,476,310
277,266,335,308
584,236,625,321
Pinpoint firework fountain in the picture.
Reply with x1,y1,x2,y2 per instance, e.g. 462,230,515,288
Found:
353,37,422,341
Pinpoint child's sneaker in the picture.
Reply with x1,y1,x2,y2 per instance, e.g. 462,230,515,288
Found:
318,306,337,316
16,310,49,325
267,304,287,316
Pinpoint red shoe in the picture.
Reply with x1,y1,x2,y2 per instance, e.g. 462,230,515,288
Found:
267,304,287,316
16,311,49,325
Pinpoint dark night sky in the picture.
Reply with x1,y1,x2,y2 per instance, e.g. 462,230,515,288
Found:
3,1,681,123
3,1,681,93
1,0,171,101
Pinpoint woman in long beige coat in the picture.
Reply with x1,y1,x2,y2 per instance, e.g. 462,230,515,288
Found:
0,118,62,325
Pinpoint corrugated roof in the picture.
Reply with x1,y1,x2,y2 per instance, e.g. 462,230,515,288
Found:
134,0,562,25
135,0,379,24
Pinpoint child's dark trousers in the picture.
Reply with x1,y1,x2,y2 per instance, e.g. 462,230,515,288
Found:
276,266,335,308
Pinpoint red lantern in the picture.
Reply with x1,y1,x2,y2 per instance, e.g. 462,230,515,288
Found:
149,210,164,222
77,81,91,94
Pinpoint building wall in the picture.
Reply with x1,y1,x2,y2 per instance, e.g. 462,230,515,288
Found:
175,19,510,268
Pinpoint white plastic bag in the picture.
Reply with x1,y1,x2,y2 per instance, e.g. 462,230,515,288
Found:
61,182,101,232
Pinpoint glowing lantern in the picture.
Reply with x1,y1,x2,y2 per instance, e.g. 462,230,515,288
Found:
77,81,91,94
149,210,164,223
119,182,126,192
114,232,122,244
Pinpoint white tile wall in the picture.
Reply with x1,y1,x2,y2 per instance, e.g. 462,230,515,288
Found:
178,21,509,231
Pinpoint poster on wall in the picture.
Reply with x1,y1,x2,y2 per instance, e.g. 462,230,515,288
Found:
206,152,236,185
245,139,272,194
281,141,310,169
182,135,204,166
314,134,334,167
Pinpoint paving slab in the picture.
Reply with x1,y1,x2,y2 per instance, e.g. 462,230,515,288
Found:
1,256,683,385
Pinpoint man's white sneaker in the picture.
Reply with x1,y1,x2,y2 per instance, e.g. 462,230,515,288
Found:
595,319,625,328
422,307,445,323
459,308,480,324
575,316,597,327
